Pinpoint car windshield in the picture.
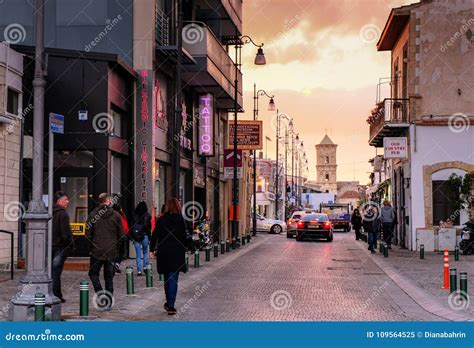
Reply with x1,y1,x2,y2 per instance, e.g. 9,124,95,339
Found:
291,214,302,220
302,214,328,222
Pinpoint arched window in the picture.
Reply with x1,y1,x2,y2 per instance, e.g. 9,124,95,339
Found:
325,156,329,164
325,174,329,182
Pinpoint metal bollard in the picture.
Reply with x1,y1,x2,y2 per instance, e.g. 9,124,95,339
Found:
185,253,189,272
226,240,230,252
126,266,134,295
420,244,425,259
383,243,388,258
232,238,236,250
194,250,200,268
242,236,246,246
450,269,457,293
247,234,251,243
34,293,46,321
159,273,164,281
221,240,225,254
205,246,211,262
79,280,89,316
214,244,219,258
454,246,460,261
379,242,383,253
460,272,468,299
236,237,241,248
145,264,153,288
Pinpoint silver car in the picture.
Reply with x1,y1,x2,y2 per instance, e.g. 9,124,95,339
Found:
255,214,287,234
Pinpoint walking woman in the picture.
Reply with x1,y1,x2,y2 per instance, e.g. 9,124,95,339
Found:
150,198,187,315
132,201,151,276
369,207,381,254
351,208,362,241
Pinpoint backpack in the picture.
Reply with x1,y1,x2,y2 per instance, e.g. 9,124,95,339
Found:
131,222,145,242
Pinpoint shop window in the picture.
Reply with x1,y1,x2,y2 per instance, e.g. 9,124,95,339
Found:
111,109,122,138
432,181,460,226
111,155,121,196
7,88,19,115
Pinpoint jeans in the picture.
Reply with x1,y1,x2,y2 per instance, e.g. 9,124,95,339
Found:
134,235,149,273
164,272,180,308
382,222,393,246
51,248,67,298
368,231,378,251
88,256,115,294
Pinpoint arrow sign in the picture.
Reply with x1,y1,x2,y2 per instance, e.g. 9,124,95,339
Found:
224,149,242,168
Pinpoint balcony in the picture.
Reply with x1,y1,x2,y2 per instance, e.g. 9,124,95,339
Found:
195,0,242,36
368,98,410,147
182,22,243,109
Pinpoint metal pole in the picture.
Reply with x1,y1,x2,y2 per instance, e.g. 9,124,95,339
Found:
231,40,239,244
10,0,60,321
291,134,294,202
253,84,257,236
47,132,53,278
275,110,279,219
284,128,288,219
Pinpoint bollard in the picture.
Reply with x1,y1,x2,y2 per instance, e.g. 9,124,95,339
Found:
420,244,425,259
79,280,89,316
34,293,46,321
185,253,189,272
194,250,200,268
159,273,164,281
443,249,449,290
242,236,246,246
145,264,153,288
205,246,211,262
450,269,457,293
460,272,468,299
454,246,460,261
126,266,134,295
379,241,383,253
383,243,388,258
247,234,251,243
221,240,225,254
226,240,230,252
236,237,241,249
214,244,219,258
232,237,236,250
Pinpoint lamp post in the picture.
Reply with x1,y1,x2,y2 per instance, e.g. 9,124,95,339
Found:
223,35,266,243
275,113,291,220
10,0,61,321
253,84,275,236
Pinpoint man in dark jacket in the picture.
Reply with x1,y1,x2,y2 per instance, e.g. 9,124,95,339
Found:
86,193,123,296
52,191,74,302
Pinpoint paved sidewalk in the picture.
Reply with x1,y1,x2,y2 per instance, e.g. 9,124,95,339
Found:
354,239,474,321
0,234,268,321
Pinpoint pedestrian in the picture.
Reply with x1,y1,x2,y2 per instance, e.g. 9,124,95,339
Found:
380,200,395,249
351,208,362,240
86,193,124,300
112,201,130,274
369,207,381,254
131,201,152,276
149,198,187,315
52,191,74,303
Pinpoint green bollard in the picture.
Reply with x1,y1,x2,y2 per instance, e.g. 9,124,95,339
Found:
247,234,251,243
185,253,189,272
194,250,200,268
79,280,89,316
420,244,425,259
221,240,225,254
460,272,468,299
383,243,388,258
34,293,46,321
205,246,211,262
126,266,134,295
242,236,246,246
454,246,460,261
379,241,383,253
450,269,457,293
232,237,236,250
226,240,230,252
214,244,219,258
236,237,241,249
145,264,153,288
159,273,164,281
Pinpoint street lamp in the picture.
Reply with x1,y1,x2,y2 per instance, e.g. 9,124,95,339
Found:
222,35,266,243
275,112,291,220
253,84,275,236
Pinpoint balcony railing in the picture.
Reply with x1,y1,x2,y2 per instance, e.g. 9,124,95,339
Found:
368,98,410,147
155,6,170,46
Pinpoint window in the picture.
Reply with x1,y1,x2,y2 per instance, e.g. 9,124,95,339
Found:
7,88,19,115
325,156,329,164
111,109,122,137
325,174,329,182
432,181,460,226
111,155,122,196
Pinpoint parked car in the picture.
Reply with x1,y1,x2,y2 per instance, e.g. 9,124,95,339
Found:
296,213,333,242
255,214,286,234
286,210,315,238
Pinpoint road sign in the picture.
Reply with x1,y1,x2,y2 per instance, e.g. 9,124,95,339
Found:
49,113,64,134
228,120,263,150
224,149,242,167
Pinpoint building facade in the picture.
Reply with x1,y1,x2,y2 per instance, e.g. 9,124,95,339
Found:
367,0,474,251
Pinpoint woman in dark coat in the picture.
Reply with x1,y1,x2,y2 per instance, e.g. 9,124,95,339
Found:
351,208,362,241
150,198,187,315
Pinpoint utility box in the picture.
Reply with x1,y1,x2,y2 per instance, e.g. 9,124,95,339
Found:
416,229,435,251
437,228,456,251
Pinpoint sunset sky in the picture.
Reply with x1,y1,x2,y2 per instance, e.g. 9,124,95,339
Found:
239,0,414,184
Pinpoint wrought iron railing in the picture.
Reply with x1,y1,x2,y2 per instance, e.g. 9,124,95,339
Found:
369,98,409,142
155,5,170,46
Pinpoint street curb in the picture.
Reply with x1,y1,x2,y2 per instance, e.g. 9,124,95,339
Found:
355,241,474,321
